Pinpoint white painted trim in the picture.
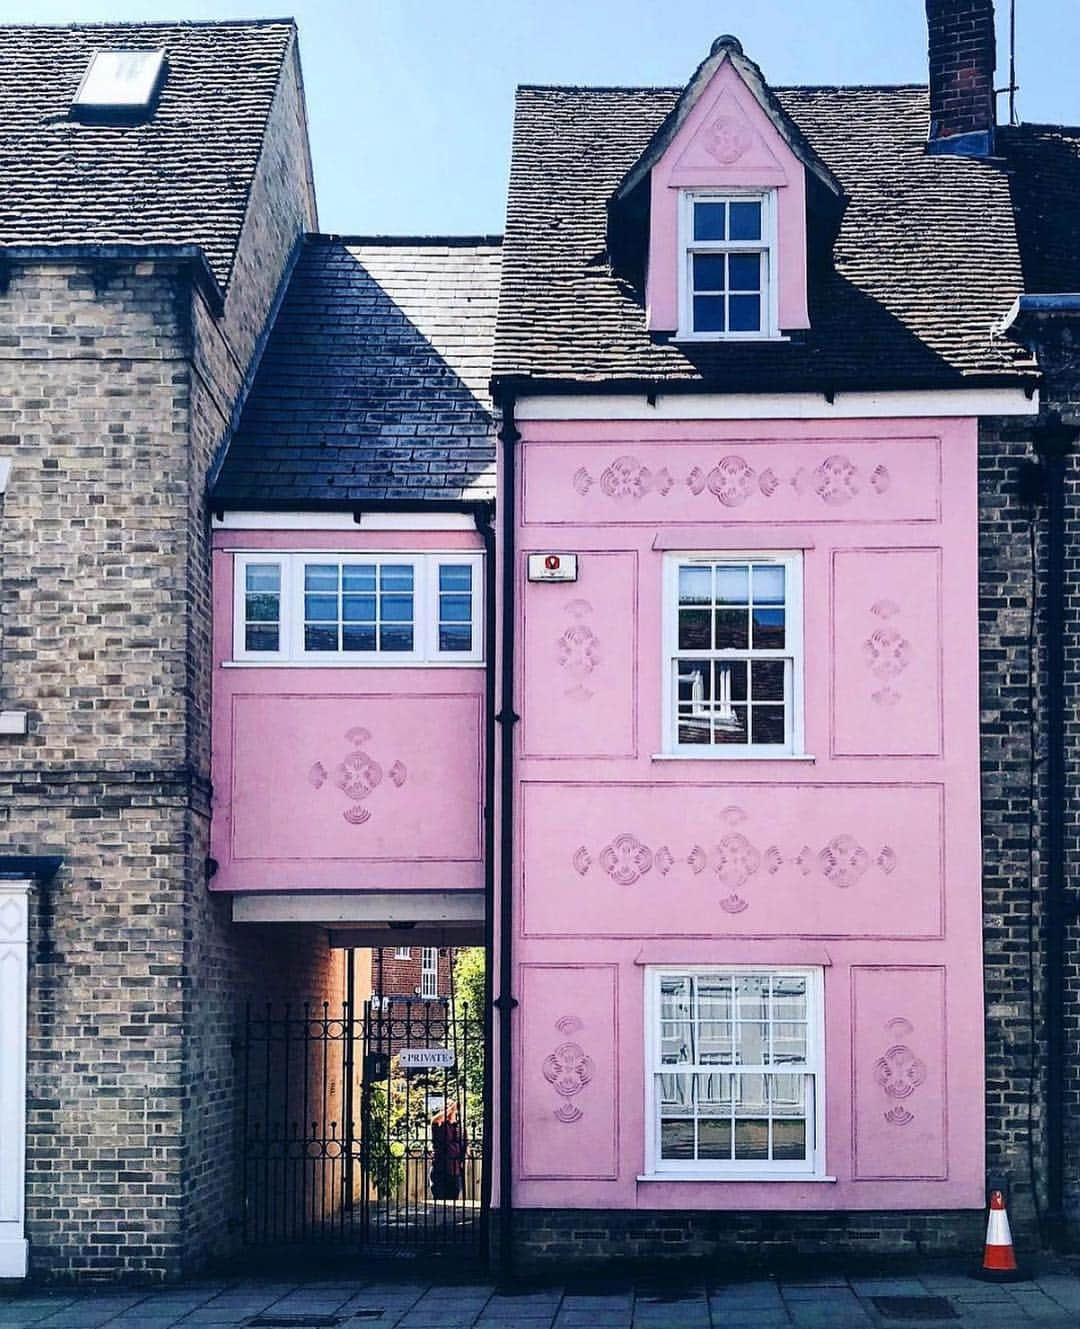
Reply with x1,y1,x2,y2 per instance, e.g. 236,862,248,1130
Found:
0,713,27,737
514,388,1039,421
677,188,778,340
213,511,476,531
661,551,804,758
230,551,484,666
0,880,29,1279
643,965,826,1182
0,459,11,495
637,1173,837,1183
232,890,485,925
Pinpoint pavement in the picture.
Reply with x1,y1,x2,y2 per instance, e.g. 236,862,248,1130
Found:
3,1264,1080,1328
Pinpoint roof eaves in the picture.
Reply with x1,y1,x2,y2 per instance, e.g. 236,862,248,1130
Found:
0,241,224,312
492,369,1041,400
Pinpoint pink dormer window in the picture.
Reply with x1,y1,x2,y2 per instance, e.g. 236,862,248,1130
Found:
609,37,843,342
678,190,776,338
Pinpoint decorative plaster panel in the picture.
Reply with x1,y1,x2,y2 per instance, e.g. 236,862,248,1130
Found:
522,437,941,526
521,782,943,938
831,549,943,757
519,964,618,1179
227,693,482,864
521,551,637,758
851,966,947,1180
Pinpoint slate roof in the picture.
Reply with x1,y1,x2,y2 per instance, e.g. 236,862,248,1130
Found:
0,20,296,289
1001,123,1080,295
494,83,1039,392
211,236,502,506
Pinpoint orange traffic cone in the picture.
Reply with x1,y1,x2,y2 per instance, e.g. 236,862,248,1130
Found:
973,1189,1026,1282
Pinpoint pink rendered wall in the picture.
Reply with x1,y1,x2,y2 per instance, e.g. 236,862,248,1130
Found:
510,415,984,1213
646,58,810,333
209,528,485,892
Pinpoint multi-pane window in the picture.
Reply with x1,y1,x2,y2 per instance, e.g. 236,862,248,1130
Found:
648,969,823,1177
437,564,474,652
680,192,773,338
394,947,412,960
303,562,414,653
232,553,482,664
420,948,439,999
664,554,802,756
242,561,281,653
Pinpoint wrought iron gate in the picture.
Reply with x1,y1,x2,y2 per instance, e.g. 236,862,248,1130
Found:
238,996,486,1259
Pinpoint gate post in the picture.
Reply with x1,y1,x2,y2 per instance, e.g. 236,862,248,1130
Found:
342,953,356,1212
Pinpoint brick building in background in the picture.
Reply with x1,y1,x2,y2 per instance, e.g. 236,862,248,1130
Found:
0,22,334,1281
2,0,1080,1284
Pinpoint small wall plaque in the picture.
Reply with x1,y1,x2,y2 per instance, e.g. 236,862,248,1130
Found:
528,553,578,582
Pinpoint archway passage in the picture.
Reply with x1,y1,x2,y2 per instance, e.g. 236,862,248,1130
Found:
238,948,487,1265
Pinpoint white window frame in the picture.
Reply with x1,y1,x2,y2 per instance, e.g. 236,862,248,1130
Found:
676,189,779,341
394,946,412,960
643,965,826,1181
661,551,804,759
420,947,439,999
230,552,483,666
233,552,289,663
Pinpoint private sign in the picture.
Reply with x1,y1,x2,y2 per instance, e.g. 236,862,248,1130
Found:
398,1048,456,1069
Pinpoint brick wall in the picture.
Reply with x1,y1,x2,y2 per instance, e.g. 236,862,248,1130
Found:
978,327,1080,1248
926,0,996,145
371,947,454,1000
177,40,319,1276
0,36,320,1281
507,1208,986,1274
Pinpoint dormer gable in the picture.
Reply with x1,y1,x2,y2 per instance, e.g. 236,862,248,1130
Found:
609,36,843,341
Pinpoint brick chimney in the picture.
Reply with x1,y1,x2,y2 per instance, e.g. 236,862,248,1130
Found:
925,0,997,156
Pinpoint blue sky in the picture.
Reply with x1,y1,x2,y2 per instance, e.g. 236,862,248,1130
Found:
16,1,1080,234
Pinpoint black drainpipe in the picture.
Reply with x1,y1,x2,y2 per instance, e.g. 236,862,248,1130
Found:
471,500,498,1261
495,399,520,1281
1032,410,1076,1244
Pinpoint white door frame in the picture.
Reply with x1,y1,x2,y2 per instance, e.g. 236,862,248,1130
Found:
0,879,30,1279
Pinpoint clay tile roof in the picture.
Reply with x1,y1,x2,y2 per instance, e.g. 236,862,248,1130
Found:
211,235,502,506
494,83,1039,391
0,19,296,288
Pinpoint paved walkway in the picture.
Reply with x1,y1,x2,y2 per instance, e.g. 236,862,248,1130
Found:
3,1264,1080,1328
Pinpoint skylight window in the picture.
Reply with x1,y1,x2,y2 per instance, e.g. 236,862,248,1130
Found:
72,49,166,114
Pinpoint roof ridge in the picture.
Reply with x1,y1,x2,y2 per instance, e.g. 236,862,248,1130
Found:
310,232,503,247
1000,119,1080,133
515,80,927,93
0,16,297,30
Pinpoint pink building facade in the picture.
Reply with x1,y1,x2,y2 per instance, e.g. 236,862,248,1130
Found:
196,7,1067,1274
509,412,985,1217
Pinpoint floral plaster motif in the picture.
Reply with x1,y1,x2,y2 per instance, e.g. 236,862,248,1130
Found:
599,833,653,886
557,599,600,700
310,727,407,826
572,454,892,509
703,114,754,164
572,815,897,915
863,598,913,707
542,1022,595,1125
873,1019,928,1127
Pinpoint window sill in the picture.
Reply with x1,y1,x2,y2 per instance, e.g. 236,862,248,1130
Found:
672,333,790,345
221,659,483,670
651,752,816,763
637,1173,836,1184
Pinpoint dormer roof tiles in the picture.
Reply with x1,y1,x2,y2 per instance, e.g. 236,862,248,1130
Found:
494,82,1040,392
